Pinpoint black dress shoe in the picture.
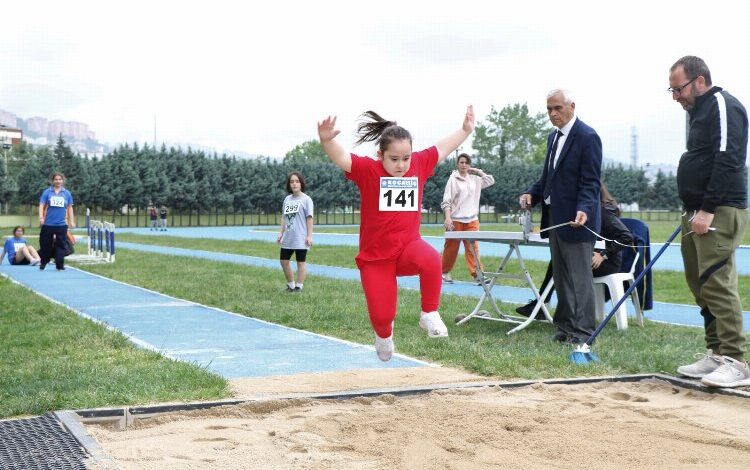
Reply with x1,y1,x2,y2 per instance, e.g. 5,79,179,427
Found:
516,300,551,319
515,301,536,317
552,331,568,342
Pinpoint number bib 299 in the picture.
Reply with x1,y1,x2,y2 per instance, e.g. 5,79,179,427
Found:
379,177,418,212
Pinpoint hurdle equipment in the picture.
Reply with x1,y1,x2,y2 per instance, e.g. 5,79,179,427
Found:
87,220,116,263
68,209,116,264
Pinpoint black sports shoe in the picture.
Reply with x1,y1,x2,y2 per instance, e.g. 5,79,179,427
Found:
294,287,302,292
285,286,294,292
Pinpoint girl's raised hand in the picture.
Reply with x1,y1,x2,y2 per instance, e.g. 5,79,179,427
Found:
462,105,475,134
317,115,341,143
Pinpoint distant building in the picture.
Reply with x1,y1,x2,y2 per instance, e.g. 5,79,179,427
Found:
0,125,23,148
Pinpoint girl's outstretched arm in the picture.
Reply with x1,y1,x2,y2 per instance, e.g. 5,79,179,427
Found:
435,105,475,163
318,115,352,173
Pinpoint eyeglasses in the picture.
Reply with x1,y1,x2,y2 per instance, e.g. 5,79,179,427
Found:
667,76,697,95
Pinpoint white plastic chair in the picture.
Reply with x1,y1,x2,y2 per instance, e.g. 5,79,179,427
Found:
593,251,643,330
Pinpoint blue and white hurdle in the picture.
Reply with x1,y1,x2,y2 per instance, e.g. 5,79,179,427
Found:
77,208,116,263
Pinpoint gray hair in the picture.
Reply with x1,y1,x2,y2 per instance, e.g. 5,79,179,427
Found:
547,89,574,104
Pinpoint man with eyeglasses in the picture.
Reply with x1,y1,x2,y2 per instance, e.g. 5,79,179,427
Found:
669,56,749,388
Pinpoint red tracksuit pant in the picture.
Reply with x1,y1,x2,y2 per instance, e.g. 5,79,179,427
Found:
358,238,441,339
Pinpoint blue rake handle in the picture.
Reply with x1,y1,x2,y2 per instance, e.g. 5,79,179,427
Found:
584,223,682,346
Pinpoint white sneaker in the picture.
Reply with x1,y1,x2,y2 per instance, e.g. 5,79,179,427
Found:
375,334,394,362
441,273,454,284
701,356,750,388
419,311,448,338
676,349,723,378
30,259,41,266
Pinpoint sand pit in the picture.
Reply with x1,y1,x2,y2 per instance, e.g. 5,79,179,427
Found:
87,377,750,469
228,366,488,398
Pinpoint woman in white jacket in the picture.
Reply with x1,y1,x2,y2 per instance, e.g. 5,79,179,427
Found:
440,153,494,284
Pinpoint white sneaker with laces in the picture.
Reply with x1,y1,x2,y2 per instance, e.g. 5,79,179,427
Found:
701,356,750,388
441,273,454,284
676,349,723,378
419,311,448,338
375,334,394,362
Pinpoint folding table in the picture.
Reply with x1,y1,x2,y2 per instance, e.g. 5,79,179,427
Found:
445,230,603,335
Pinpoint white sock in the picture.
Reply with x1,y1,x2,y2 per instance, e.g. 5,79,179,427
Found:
287,282,295,289
296,283,303,289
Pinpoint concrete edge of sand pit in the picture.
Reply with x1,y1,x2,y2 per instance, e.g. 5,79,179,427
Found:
67,372,750,427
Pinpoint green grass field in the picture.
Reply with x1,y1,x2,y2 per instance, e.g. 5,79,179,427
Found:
2,226,747,419
115,232,750,307
0,276,229,418
76,248,706,382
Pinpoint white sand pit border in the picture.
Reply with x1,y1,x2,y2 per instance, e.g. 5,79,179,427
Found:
55,372,750,469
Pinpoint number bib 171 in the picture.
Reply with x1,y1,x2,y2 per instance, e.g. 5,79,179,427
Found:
379,177,418,212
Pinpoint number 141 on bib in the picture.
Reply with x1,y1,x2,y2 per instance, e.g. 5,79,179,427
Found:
379,177,418,212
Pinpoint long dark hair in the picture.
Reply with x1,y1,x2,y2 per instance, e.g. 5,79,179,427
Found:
355,111,412,152
286,171,306,193
600,183,620,216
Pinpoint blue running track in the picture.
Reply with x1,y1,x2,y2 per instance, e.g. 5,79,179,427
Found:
116,226,750,275
0,265,428,379
116,241,750,332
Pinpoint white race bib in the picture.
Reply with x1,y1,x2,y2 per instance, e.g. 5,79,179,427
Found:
284,203,300,215
379,177,418,212
49,196,66,208
13,243,26,252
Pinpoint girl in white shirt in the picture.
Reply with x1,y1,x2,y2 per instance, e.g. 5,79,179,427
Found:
440,153,494,284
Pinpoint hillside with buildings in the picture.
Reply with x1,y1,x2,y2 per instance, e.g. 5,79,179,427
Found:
0,108,107,156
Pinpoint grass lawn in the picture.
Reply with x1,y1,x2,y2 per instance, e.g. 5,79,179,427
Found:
314,220,750,246
115,233,750,307
75,248,710,384
0,276,230,418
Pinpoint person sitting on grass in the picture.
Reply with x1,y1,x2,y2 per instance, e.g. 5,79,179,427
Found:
317,106,474,361
0,226,41,266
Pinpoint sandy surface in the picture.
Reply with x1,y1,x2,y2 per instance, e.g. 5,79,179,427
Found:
87,378,750,469
228,366,488,398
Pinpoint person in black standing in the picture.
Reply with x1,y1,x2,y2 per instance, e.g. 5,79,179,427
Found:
38,172,75,271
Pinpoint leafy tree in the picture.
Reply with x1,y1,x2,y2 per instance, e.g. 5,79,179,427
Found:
15,148,58,206
473,103,549,164
0,154,15,213
164,146,197,217
601,164,649,205
54,135,86,192
481,161,543,212
641,170,679,210
284,140,328,166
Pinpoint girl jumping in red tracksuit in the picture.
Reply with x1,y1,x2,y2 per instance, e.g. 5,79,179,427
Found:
317,106,475,361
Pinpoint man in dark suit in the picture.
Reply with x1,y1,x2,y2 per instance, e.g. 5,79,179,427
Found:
520,89,602,343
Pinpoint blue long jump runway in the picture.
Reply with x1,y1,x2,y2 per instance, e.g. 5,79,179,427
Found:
115,241,750,332
115,225,750,275
0,265,428,379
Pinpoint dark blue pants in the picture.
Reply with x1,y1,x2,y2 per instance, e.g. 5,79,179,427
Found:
39,224,69,269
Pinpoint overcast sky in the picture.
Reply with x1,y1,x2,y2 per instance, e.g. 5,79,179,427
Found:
3,1,749,165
